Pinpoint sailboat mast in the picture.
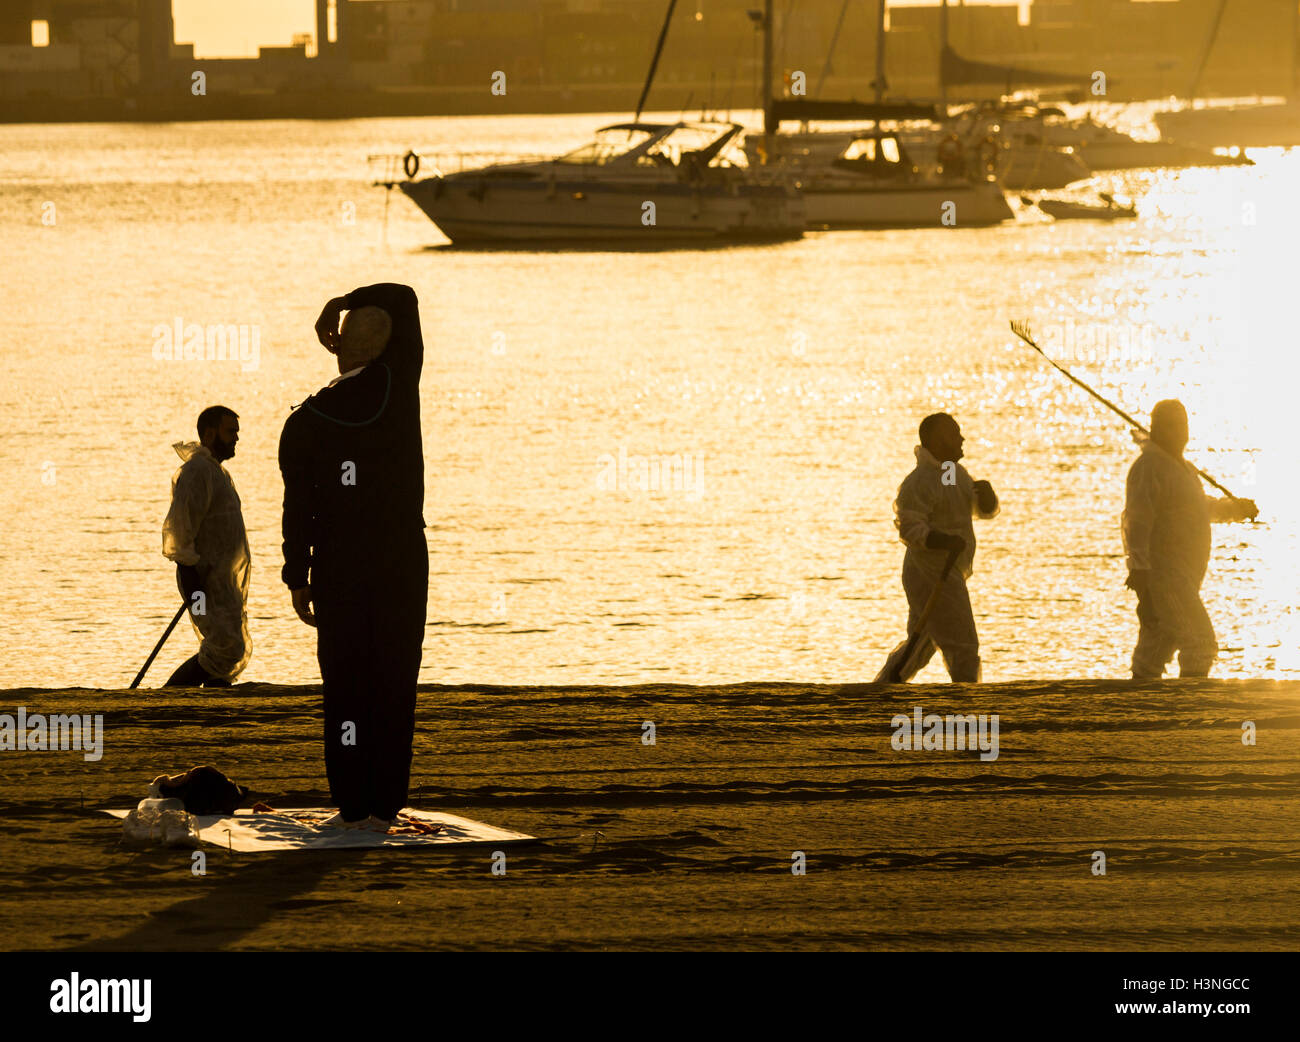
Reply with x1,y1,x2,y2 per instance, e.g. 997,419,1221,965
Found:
1186,0,1228,103
635,0,679,122
1292,0,1298,100
763,0,775,135
875,0,888,104
939,0,949,112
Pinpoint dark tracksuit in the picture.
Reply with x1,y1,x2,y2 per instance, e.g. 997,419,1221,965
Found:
278,283,428,822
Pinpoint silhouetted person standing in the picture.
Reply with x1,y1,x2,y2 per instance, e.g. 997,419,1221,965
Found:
279,284,427,831
877,412,999,683
162,405,251,686
1122,399,1257,679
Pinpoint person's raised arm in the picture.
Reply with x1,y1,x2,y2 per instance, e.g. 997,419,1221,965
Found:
343,283,422,383
1208,494,1259,523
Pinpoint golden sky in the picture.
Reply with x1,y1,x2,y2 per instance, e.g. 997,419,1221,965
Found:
173,0,316,58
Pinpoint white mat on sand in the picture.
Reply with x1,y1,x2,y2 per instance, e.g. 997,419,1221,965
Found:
103,807,534,852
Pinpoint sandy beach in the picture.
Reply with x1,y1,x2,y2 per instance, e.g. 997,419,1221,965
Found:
2,679,1298,951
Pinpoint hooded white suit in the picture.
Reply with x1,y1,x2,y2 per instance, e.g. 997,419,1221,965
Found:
1122,437,1234,678
162,442,252,680
876,445,999,682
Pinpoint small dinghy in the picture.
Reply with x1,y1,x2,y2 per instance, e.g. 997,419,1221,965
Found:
1031,190,1137,221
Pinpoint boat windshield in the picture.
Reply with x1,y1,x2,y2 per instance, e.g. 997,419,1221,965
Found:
632,125,739,167
842,136,902,164
557,127,658,165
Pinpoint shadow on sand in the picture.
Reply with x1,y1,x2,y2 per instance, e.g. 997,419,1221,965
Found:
64,849,386,951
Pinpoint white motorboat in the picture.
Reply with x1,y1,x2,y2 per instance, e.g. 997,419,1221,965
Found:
397,122,805,245
967,101,1252,173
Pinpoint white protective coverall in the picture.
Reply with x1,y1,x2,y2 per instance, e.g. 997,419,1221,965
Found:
1122,437,1230,678
162,441,252,679
876,445,999,682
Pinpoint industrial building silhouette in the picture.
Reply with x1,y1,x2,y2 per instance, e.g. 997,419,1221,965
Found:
0,0,1294,123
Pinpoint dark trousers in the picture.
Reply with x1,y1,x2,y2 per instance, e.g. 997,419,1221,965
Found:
313,530,428,821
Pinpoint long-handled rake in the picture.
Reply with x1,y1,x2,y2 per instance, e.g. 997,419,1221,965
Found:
129,602,190,689
1009,319,1252,505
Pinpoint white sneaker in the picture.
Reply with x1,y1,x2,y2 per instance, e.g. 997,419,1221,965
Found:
316,812,368,830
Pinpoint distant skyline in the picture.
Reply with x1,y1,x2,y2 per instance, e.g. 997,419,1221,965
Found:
172,0,1053,59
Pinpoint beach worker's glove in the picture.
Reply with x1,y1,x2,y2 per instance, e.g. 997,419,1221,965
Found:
177,564,204,601
925,530,966,556
1226,497,1259,522
1125,570,1150,598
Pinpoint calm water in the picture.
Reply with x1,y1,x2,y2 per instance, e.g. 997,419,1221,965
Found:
2,110,1297,688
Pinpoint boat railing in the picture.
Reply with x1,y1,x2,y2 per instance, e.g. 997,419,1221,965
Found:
368,150,803,190
368,150,554,184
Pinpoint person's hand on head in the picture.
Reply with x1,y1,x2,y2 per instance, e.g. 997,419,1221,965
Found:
315,296,349,353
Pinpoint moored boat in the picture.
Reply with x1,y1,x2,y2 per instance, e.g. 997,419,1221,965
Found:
970,101,1251,173
398,122,805,246
745,105,1014,228
1032,191,1137,221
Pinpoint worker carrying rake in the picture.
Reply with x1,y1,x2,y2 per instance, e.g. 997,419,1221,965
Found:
1123,399,1257,679
1007,320,1260,680
876,412,1000,684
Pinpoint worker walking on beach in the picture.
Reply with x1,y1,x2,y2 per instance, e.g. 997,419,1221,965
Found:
1122,399,1257,679
279,283,428,831
161,405,252,686
877,412,999,683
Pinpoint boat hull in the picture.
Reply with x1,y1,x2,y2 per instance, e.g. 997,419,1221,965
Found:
983,148,1092,190
1036,199,1136,221
801,179,1014,228
899,137,1092,191
400,176,805,245
1154,103,1300,148
1072,141,1250,171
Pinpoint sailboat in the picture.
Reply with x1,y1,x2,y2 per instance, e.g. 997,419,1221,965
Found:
912,2,1093,190
1154,0,1300,148
746,0,1014,227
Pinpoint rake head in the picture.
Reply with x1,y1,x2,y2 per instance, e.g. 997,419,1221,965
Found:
1009,319,1037,347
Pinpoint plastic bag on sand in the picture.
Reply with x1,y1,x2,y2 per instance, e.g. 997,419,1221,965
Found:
122,797,201,849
